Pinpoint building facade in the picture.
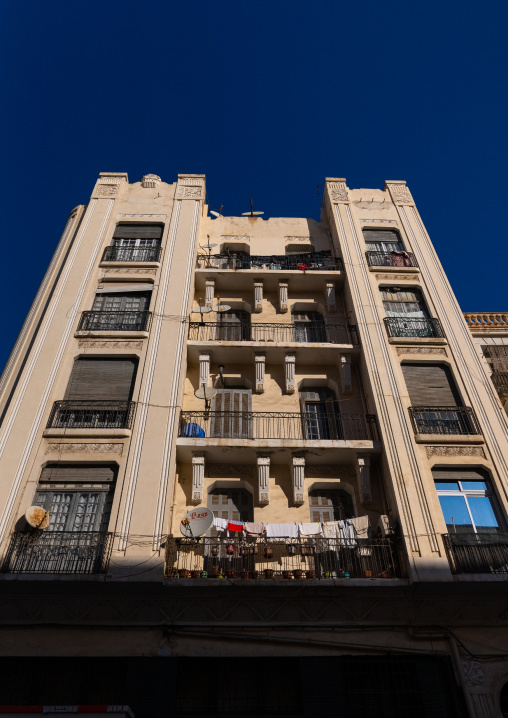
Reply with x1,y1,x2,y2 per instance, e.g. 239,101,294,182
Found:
0,172,507,717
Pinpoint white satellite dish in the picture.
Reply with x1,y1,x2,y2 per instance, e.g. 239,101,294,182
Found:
195,386,217,400
180,507,214,537
202,243,218,250
210,205,224,218
242,198,264,216
25,506,50,529
214,304,231,313
193,306,212,314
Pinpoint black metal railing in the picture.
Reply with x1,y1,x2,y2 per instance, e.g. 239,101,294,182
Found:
365,251,418,268
2,530,114,574
47,401,136,429
188,322,359,345
179,411,379,441
491,372,508,394
384,317,444,339
408,406,481,435
165,536,401,580
196,253,343,271
77,310,152,332
102,246,161,262
442,532,508,574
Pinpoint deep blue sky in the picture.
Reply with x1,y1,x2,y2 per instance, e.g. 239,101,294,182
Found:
1,1,506,373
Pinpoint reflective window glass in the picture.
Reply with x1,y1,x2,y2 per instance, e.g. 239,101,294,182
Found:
438,495,473,533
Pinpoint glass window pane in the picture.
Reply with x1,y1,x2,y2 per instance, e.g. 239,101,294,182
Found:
438,495,473,533
435,481,460,491
460,481,488,491
468,496,500,532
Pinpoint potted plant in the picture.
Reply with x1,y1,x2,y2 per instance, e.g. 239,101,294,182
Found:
340,571,350,579
263,568,274,579
322,571,333,579
200,570,208,579
251,570,259,580
241,569,249,579
190,570,200,579
178,568,190,578
217,572,225,578
286,544,297,555
264,546,273,559
167,568,178,579
305,570,316,579
282,570,292,579
293,569,304,579
226,543,235,555
364,570,372,578
226,569,236,579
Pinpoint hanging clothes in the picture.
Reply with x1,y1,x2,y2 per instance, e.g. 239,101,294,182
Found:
213,517,227,531
265,523,298,539
298,522,322,536
322,521,338,539
244,522,264,536
227,521,244,533
351,515,369,539
338,519,357,547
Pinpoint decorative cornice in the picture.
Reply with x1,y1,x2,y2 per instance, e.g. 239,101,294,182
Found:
396,347,447,356
92,174,128,199
426,446,485,458
385,181,414,205
102,268,157,275
45,442,124,455
284,236,312,242
221,235,250,242
77,340,144,349
118,213,167,219
327,180,349,202
375,274,419,281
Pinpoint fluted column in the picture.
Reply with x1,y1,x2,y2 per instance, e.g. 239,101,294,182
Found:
191,453,206,504
257,454,270,505
254,280,263,313
339,354,352,393
205,280,215,308
255,352,266,393
285,353,296,394
279,281,288,313
356,454,372,504
325,282,336,313
199,353,210,388
291,455,305,505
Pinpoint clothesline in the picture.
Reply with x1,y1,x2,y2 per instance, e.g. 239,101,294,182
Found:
212,516,370,541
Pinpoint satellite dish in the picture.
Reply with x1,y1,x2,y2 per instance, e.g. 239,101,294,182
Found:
193,306,212,314
214,304,231,313
242,197,264,217
180,507,214,537
25,506,50,529
195,386,217,400
202,243,218,250
210,205,224,218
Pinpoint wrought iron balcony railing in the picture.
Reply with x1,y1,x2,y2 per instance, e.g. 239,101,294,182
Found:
408,406,481,435
77,310,152,332
102,245,161,262
442,532,508,574
179,411,379,441
47,401,136,430
384,317,444,339
196,253,343,271
166,536,401,580
188,322,359,345
2,530,114,574
491,372,508,395
365,251,418,268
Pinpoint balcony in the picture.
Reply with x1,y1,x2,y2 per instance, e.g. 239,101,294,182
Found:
101,245,161,263
47,400,136,430
196,253,343,272
179,411,378,441
384,317,444,339
1,530,113,574
365,251,418,268
491,372,508,395
464,312,508,332
442,532,508,575
188,322,359,345
408,406,481,436
77,310,152,332
165,536,401,580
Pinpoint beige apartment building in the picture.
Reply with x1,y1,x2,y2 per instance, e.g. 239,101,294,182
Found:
0,172,507,717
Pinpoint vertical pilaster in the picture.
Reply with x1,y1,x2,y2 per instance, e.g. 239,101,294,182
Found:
255,353,266,393
339,354,352,393
199,353,210,388
356,454,371,504
205,280,215,309
279,281,288,313
191,453,206,504
325,282,336,313
291,455,305,505
254,280,263,313
285,353,296,394
257,454,270,505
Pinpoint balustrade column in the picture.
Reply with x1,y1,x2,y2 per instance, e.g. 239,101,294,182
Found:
255,353,266,393
291,455,305,505
356,454,372,504
191,453,206,504
257,454,270,505
339,354,352,393
279,281,288,313
205,280,215,309
285,353,296,394
199,353,210,388
254,280,263,313
325,282,336,313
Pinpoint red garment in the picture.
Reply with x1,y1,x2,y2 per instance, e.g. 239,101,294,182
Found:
227,522,243,532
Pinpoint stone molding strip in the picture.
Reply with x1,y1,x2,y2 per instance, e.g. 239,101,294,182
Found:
45,443,124,455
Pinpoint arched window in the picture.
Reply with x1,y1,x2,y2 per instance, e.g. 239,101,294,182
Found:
309,488,354,522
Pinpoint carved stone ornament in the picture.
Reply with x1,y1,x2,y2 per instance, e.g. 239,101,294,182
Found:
177,186,202,198
103,268,157,275
178,176,205,186
221,235,250,242
118,213,167,219
77,340,144,349
141,174,161,188
208,464,254,478
426,446,486,458
375,274,419,281
328,181,349,202
461,660,485,687
284,236,312,242
45,443,124,455
386,182,413,205
94,175,125,198
397,347,447,356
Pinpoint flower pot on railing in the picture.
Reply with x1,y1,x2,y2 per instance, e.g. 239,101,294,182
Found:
226,569,236,579
167,568,178,579
363,570,372,578
264,546,273,559
251,570,259,580
200,571,208,579
282,570,292,579
305,570,316,580
226,544,235,555
264,569,274,579
293,569,304,579
190,570,200,579
323,571,333,579
340,571,350,579
178,568,190,578
241,570,250,579
286,544,297,555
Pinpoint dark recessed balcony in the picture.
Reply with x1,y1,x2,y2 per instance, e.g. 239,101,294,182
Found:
442,532,508,574
179,411,379,441
384,317,444,339
1,531,114,574
188,322,359,345
166,536,401,580
408,406,481,436
77,311,152,332
47,401,136,430
101,246,161,262
196,253,343,272
365,251,418,268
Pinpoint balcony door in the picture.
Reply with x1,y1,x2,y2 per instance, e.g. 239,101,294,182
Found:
216,309,251,341
300,388,342,440
91,290,150,330
211,388,252,438
208,488,253,533
381,287,433,337
363,229,405,253
292,311,326,343
112,223,163,260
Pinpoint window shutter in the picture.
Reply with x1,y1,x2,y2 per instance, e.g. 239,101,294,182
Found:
64,358,137,401
401,363,461,406
40,465,116,483
113,224,163,240
432,468,488,482
362,229,403,250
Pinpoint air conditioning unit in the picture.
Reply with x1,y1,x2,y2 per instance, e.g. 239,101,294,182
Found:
377,514,394,537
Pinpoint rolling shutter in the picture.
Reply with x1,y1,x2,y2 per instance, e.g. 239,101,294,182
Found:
432,468,488,482
40,465,116,482
401,363,461,406
113,224,163,240
64,358,137,401
362,229,403,250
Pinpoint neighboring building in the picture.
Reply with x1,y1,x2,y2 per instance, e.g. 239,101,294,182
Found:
466,312,508,413
0,173,507,717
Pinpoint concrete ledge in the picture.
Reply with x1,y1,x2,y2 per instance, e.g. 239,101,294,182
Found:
176,437,380,450
75,330,149,339
187,340,357,350
44,428,132,438
164,577,408,587
369,265,420,273
388,337,447,345
414,434,484,444
99,261,160,268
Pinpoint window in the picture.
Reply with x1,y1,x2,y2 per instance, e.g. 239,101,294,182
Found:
434,469,503,534
309,489,354,522
65,358,137,401
292,310,326,343
211,388,252,438
216,309,251,341
300,388,341,440
363,229,405,253
208,488,253,527
382,287,428,319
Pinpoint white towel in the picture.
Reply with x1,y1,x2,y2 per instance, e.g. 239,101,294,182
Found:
351,515,369,539
265,523,298,538
298,522,322,536
213,517,227,531
338,519,357,547
322,521,338,539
